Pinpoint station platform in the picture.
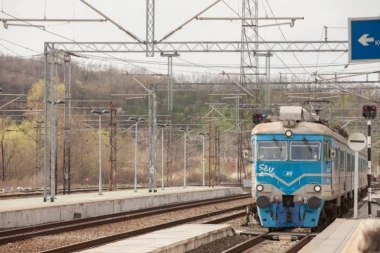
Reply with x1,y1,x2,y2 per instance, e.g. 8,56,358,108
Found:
0,186,243,229
80,224,234,253
299,194,380,253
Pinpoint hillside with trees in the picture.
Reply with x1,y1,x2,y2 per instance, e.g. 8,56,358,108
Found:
0,54,376,190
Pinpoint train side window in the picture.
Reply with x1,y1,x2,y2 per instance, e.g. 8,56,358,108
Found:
347,154,352,172
360,159,362,172
334,148,339,171
324,141,330,162
339,150,345,171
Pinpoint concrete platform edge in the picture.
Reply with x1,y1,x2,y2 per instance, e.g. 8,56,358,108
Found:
0,187,242,229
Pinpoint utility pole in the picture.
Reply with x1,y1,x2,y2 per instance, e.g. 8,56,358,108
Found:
208,109,215,187
109,101,117,191
215,126,220,185
265,52,273,113
166,116,172,187
35,121,42,179
63,53,72,195
50,51,56,202
161,53,178,188
1,116,4,184
148,85,157,192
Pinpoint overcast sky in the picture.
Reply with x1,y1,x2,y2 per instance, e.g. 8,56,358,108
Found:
1,0,380,81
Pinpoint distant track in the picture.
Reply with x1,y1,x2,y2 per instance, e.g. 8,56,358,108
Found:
0,184,241,199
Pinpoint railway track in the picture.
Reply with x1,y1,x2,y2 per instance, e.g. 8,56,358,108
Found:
220,216,334,253
0,186,133,199
37,203,248,252
218,232,315,253
0,184,242,199
0,194,249,245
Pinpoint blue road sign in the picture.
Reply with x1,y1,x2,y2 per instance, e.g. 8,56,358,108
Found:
349,17,380,63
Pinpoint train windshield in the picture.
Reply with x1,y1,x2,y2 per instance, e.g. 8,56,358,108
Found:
257,141,287,161
290,141,321,161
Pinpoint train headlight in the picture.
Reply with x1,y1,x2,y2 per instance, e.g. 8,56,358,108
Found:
285,130,293,137
314,185,321,192
256,184,264,192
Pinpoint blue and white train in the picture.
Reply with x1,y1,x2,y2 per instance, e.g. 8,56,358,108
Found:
251,106,367,230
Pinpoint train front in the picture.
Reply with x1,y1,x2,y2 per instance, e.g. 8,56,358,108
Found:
251,107,327,229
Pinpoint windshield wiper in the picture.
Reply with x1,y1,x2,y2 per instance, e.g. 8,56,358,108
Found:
303,137,312,152
273,137,282,152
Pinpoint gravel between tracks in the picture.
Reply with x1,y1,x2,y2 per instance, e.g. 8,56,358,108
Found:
0,198,251,253
242,240,296,253
186,235,249,253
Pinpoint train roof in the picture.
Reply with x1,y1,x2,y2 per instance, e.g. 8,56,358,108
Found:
252,121,348,146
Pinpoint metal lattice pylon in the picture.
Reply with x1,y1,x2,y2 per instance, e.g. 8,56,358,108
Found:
240,0,259,85
146,0,155,57
238,0,259,185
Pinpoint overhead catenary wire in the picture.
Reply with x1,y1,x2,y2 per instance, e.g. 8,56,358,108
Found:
222,0,380,103
0,22,374,79
221,0,302,83
0,10,163,77
264,0,311,77
0,3,377,92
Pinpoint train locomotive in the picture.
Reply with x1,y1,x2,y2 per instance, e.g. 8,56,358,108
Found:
251,106,367,230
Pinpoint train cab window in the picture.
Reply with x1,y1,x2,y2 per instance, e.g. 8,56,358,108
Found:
257,141,287,161
290,141,320,161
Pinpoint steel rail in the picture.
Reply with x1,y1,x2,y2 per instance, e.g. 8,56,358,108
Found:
204,211,246,224
284,234,315,253
0,194,249,244
221,234,268,253
40,205,248,253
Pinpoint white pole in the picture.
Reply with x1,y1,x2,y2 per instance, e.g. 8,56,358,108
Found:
184,131,186,188
134,122,138,192
368,120,372,217
161,127,165,190
50,101,56,201
202,135,205,187
354,151,359,219
98,114,103,195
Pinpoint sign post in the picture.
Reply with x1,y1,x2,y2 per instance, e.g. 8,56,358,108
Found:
348,133,367,219
348,17,380,63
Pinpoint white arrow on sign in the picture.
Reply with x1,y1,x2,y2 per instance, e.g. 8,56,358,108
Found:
358,34,375,46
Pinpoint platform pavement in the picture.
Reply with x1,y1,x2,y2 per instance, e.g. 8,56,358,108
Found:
80,224,234,253
299,193,380,253
0,186,243,229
